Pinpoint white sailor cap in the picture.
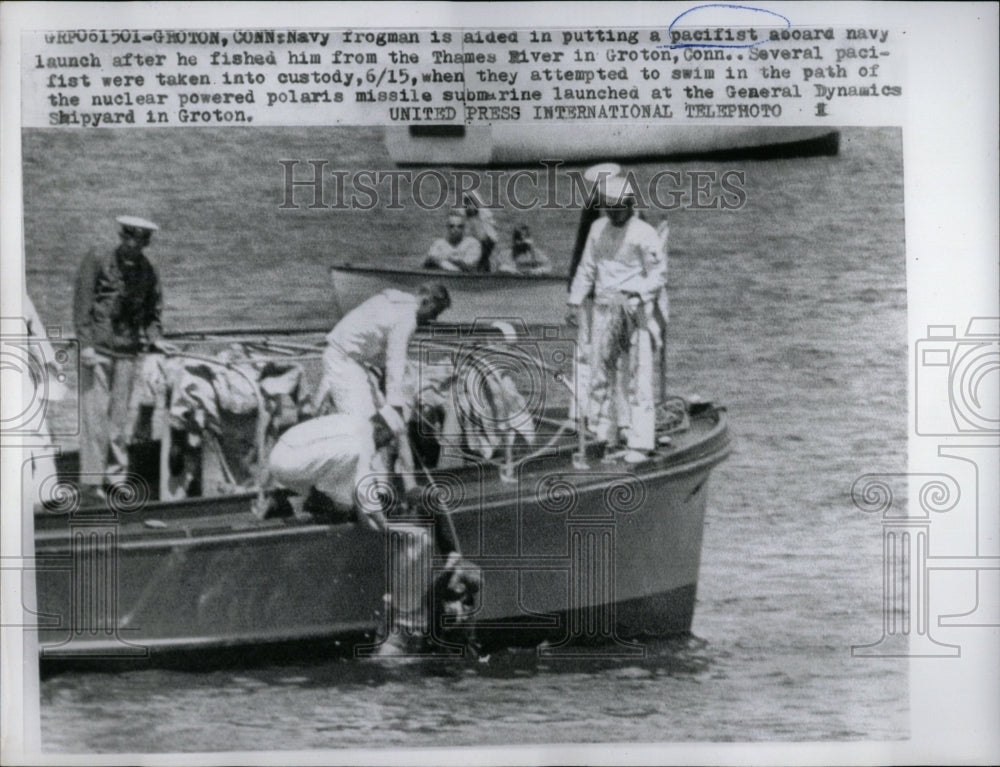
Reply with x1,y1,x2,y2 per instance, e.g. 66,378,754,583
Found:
116,215,159,232
597,175,635,205
583,162,623,183
377,403,407,434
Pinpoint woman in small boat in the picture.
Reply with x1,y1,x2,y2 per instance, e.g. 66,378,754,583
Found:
495,224,553,276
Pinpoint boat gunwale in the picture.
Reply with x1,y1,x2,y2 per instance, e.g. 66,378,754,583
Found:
331,262,569,283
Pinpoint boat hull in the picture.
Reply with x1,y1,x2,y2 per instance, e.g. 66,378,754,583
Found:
386,125,841,166
33,408,730,668
330,264,569,325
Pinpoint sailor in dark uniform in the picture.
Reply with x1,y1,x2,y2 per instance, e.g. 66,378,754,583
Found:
73,215,171,500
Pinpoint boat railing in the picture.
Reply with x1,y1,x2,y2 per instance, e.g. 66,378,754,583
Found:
154,331,689,497
150,333,332,500
413,335,590,480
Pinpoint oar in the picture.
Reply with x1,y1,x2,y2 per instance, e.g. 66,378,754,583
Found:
410,442,464,564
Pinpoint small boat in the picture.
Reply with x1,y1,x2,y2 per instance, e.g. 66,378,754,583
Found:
386,125,840,166
31,326,731,669
330,262,570,325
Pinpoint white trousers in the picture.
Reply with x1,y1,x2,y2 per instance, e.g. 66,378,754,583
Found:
589,302,656,451
267,430,433,634
320,346,379,418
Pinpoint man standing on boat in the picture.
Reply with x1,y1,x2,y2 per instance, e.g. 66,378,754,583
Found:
423,211,483,272
73,216,170,501
566,177,666,463
319,283,450,423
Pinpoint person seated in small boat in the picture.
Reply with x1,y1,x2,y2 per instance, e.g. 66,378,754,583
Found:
461,191,498,271
423,211,482,272
495,224,553,276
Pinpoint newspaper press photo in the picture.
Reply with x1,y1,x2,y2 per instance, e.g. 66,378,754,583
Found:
1,2,997,765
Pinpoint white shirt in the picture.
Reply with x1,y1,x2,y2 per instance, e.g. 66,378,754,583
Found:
567,216,666,307
327,289,418,408
267,413,389,515
426,236,481,271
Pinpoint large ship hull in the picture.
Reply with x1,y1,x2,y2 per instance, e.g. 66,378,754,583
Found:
386,125,841,166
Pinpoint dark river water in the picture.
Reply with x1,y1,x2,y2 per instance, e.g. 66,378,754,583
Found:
25,127,907,751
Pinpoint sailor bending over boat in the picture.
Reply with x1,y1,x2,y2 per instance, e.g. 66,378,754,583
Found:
258,405,409,523
566,176,666,463
423,211,483,272
318,283,450,422
257,405,478,656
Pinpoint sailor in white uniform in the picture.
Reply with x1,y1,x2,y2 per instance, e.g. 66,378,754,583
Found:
567,176,666,461
261,406,435,648
261,404,478,656
263,406,404,522
318,283,450,421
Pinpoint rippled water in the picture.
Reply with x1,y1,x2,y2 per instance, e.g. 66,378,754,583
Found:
25,127,907,751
